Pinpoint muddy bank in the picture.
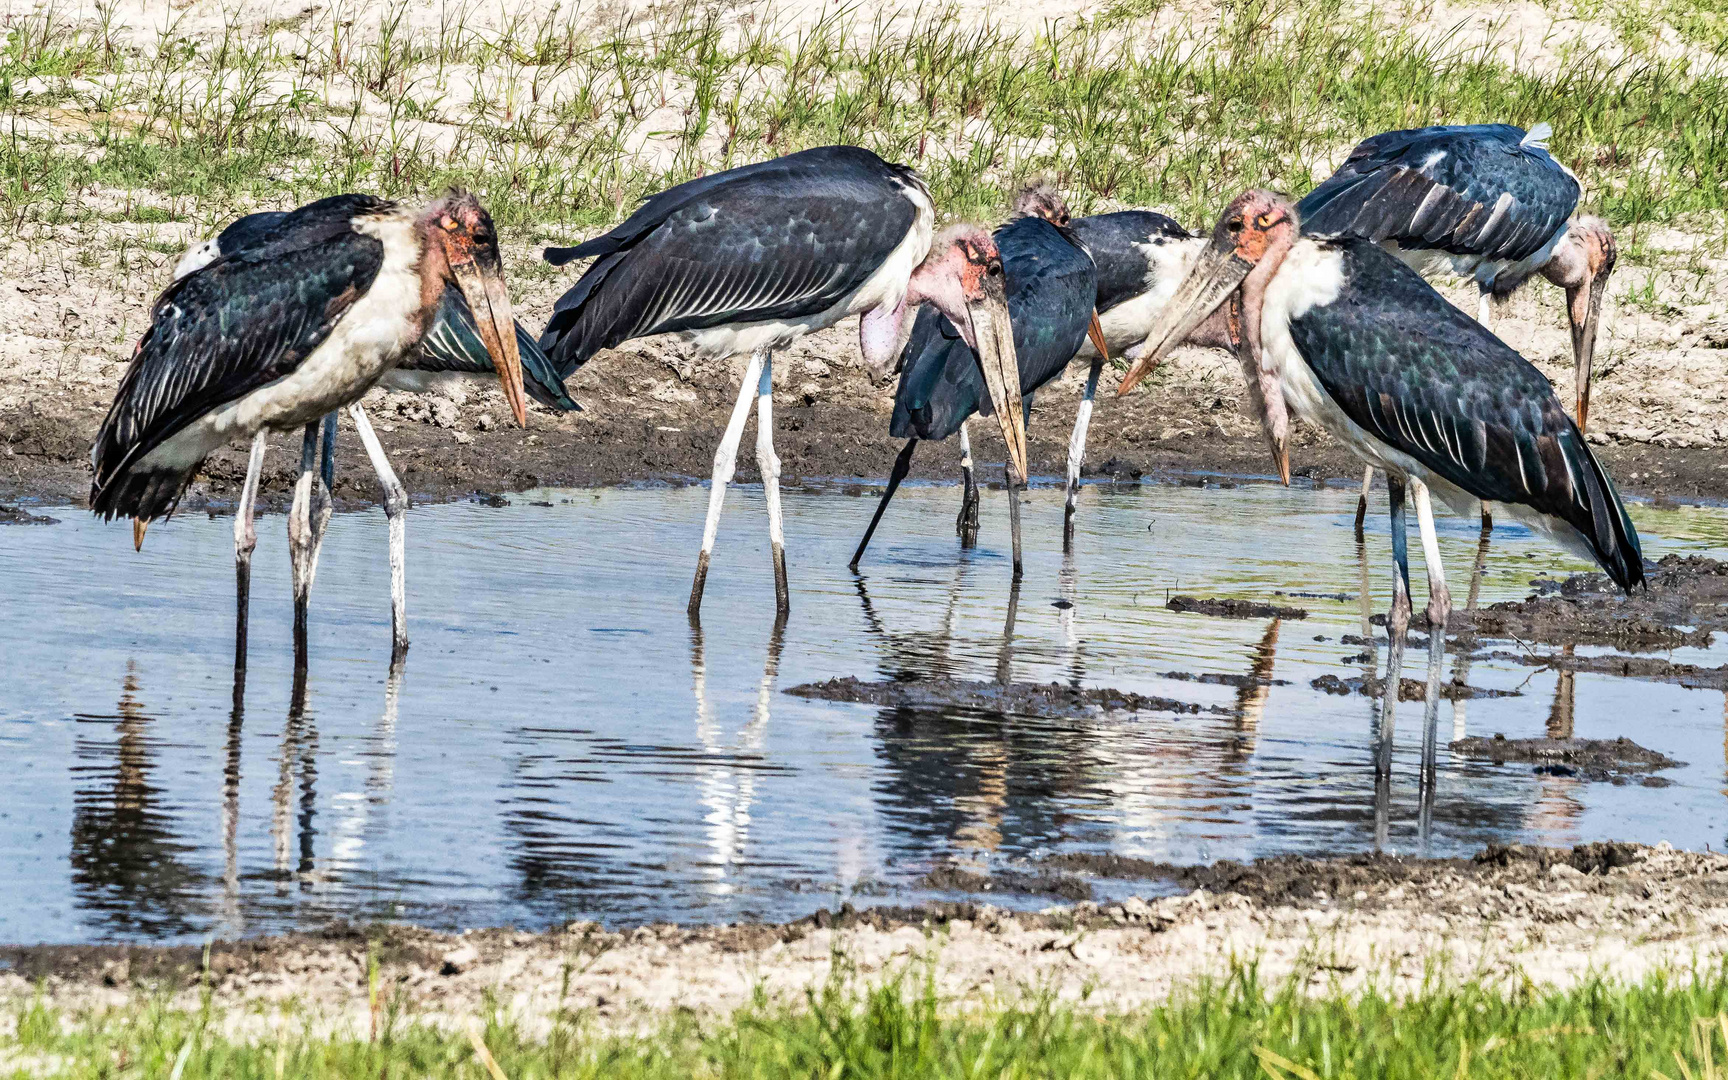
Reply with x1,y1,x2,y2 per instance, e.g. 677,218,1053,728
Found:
1454,555,1728,650
1451,735,1682,785
8,331,1728,510
784,676,1224,716
4,844,1726,1035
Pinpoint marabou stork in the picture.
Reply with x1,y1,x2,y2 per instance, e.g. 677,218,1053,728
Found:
1119,190,1642,650
539,145,1025,618
173,207,576,656
91,191,529,660
848,185,1112,573
1297,123,1616,529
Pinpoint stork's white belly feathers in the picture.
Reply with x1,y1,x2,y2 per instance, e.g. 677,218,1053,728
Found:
1389,217,1569,295
1079,237,1207,359
680,179,936,359
139,210,425,474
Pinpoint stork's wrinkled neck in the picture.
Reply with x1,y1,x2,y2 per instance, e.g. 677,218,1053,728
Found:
858,246,969,380
1239,225,1298,482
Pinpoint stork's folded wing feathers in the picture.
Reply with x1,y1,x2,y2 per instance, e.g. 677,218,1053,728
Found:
1289,240,1641,590
1296,123,1579,266
410,289,580,411
90,228,385,517
539,146,922,377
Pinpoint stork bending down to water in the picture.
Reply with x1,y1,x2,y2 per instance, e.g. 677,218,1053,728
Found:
174,207,575,657
849,191,1108,574
91,191,528,660
539,145,1025,618
1297,123,1616,531
1120,190,1642,651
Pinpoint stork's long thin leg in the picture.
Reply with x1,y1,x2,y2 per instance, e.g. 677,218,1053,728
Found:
957,421,979,546
1410,478,1452,631
350,403,409,655
851,439,917,571
1377,473,1411,852
689,348,767,619
1063,356,1104,553
1475,288,1493,328
1353,465,1372,540
755,351,790,615
1005,460,1024,582
233,431,267,674
288,421,333,653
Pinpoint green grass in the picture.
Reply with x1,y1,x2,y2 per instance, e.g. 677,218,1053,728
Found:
2,0,1727,255
11,962,1728,1078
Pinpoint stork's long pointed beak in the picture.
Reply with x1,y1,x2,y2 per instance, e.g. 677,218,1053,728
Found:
133,517,147,551
967,282,1027,482
1087,310,1110,362
450,253,528,428
1117,244,1252,397
1570,271,1610,433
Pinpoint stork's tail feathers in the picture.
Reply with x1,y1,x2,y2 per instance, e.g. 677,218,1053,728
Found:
543,235,612,267
1572,433,1644,592
89,460,189,525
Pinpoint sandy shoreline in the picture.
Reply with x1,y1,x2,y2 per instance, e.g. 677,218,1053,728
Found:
4,843,1725,1036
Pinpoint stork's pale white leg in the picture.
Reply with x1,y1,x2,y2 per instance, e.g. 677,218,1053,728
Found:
350,403,409,655
1410,478,1452,630
288,421,333,653
689,348,767,619
1475,289,1493,327
957,421,979,544
1063,357,1103,553
1353,464,1373,539
234,431,267,673
755,351,789,615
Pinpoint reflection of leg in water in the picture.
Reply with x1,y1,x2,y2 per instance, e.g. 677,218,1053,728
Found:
1059,549,1083,686
1417,631,1446,851
274,665,318,890
1230,619,1282,759
692,617,788,883
222,666,246,932
1450,521,1494,740
1547,643,1576,739
995,578,1022,686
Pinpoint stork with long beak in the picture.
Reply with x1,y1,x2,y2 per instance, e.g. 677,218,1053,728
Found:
91,191,527,661
849,183,1110,573
539,145,1026,618
1296,123,1616,531
1119,190,1642,649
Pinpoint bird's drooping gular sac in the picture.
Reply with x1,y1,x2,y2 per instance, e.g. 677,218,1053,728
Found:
1119,189,1643,592
91,191,527,531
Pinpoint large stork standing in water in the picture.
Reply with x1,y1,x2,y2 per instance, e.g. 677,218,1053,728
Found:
849,186,1108,574
91,191,528,660
1121,190,1642,653
1296,123,1616,531
174,208,576,656
539,145,1025,618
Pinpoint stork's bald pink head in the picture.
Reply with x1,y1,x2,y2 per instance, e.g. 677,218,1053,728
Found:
1010,181,1071,227
417,189,526,427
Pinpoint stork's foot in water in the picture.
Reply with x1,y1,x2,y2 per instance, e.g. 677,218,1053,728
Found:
957,467,980,545
1479,507,1493,537
1353,464,1372,540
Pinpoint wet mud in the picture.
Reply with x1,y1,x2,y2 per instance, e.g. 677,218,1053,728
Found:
784,676,1225,717
0,503,57,525
1454,556,1728,651
1450,735,1682,785
1489,649,1728,690
1166,595,1310,620
1309,673,1520,701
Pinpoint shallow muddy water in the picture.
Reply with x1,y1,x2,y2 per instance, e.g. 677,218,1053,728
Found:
4,478,1727,943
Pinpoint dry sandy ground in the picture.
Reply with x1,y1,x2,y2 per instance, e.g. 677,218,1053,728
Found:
2,843,1725,1038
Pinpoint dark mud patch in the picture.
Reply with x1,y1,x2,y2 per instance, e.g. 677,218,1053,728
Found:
1451,556,1728,651
916,865,1094,902
785,677,1226,717
1490,649,1728,690
1166,595,1308,620
1309,673,1520,701
0,503,57,525
1451,734,1682,785
1156,671,1291,689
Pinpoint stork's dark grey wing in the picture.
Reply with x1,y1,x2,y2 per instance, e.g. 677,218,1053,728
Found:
1297,124,1578,265
91,209,385,520
410,288,580,411
1068,210,1192,313
539,146,923,377
1290,240,1641,589
892,218,1096,441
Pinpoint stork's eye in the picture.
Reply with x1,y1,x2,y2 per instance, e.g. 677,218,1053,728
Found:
1226,217,1243,233
1255,212,1275,228
988,262,1003,276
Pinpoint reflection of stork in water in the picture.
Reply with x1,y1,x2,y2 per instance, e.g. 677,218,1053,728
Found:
853,565,969,683
690,618,787,888
272,666,319,892
221,669,246,934
1228,618,1283,762
327,659,404,878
